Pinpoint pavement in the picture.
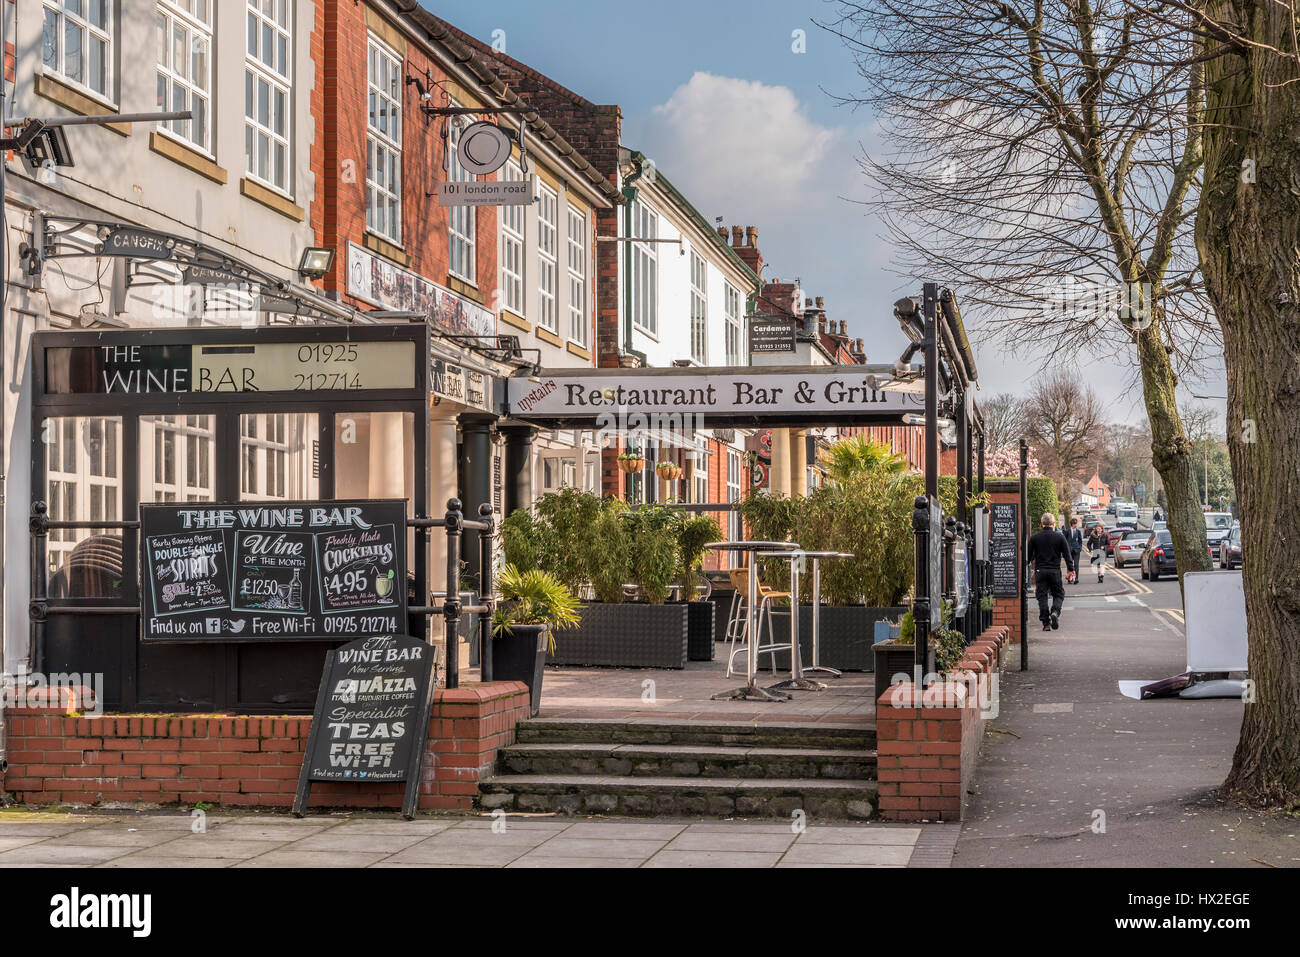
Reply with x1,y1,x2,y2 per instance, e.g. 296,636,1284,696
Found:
956,564,1299,868
0,810,954,868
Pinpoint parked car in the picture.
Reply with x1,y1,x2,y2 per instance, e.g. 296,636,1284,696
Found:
1218,523,1242,569
1106,503,1117,515
1141,530,1178,580
1149,521,1167,533
1113,530,1149,568
1107,527,1126,554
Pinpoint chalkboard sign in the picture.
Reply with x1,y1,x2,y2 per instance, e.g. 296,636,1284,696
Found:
293,634,437,819
990,502,1020,598
140,500,407,642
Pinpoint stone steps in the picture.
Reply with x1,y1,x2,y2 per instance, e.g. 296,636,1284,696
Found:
500,742,877,780
482,718,879,820
514,718,876,751
479,774,878,820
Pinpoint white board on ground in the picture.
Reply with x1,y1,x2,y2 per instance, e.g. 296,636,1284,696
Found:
1184,570,1247,672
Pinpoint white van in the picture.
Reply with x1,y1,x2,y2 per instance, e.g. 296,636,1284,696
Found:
1115,505,1139,528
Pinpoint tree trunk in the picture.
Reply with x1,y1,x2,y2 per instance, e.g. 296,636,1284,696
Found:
1196,4,1300,809
1134,308,1212,602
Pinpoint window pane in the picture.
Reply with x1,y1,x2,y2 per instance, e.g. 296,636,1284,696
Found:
43,416,124,599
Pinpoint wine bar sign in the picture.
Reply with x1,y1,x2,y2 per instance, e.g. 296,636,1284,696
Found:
139,500,407,643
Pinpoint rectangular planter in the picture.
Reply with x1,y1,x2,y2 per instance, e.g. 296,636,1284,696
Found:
549,602,689,669
675,600,716,661
709,590,736,648
874,643,919,703
768,605,907,672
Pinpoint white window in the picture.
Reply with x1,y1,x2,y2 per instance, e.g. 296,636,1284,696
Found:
156,1,211,152
537,185,558,332
447,109,476,283
140,415,215,503
630,200,658,335
727,447,743,543
43,417,122,582
240,413,319,501
690,251,708,364
42,0,112,99
499,162,525,315
365,36,403,243
244,0,292,194
725,282,743,365
567,205,587,346
692,452,708,505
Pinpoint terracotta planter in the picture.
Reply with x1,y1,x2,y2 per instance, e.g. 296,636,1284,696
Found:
655,465,682,481
617,458,645,474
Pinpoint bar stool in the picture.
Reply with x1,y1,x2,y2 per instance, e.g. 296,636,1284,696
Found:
725,566,791,677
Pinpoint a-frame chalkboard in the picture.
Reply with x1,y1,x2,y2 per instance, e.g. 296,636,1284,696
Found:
292,634,437,819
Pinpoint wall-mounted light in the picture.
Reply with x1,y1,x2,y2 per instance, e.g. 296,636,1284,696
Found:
297,247,335,280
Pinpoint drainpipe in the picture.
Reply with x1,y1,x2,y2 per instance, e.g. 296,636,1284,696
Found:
622,156,647,364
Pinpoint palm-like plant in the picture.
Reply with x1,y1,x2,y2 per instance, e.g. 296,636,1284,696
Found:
820,436,907,484
492,564,581,653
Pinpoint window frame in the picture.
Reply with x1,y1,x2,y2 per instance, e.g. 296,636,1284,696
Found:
244,0,293,197
498,161,525,317
629,200,658,337
566,204,588,347
447,106,477,284
155,0,213,155
536,183,558,333
365,33,403,245
690,250,708,365
42,0,114,102
725,281,743,366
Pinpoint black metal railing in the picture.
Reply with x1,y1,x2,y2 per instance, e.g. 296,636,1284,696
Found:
29,497,496,691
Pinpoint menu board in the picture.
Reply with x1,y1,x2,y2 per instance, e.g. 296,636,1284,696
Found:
990,503,1020,598
293,634,437,819
140,500,407,643
301,635,435,783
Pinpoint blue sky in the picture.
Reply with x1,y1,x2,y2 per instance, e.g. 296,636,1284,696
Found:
427,0,1226,428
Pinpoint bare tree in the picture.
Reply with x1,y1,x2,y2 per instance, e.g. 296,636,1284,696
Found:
980,392,1030,451
1186,0,1300,808
1022,371,1105,483
820,0,1215,589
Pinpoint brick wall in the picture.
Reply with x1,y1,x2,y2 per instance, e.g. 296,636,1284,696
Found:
3,682,530,812
313,2,498,308
875,625,1009,822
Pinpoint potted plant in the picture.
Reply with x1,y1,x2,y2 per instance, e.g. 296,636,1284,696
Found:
491,564,580,717
617,452,645,473
655,461,682,481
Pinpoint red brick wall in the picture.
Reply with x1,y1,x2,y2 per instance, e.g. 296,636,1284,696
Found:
875,625,1009,822
3,682,530,812
312,3,498,310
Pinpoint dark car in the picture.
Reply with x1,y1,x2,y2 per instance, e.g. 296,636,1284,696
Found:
1218,523,1242,569
1141,530,1178,581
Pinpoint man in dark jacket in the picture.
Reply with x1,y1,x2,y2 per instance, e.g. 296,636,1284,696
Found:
1026,513,1074,630
1065,518,1084,584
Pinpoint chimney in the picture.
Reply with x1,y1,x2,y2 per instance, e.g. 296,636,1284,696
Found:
717,227,728,242
839,320,849,336
819,317,827,333
731,225,744,246
745,226,758,247
815,297,825,310
733,223,764,278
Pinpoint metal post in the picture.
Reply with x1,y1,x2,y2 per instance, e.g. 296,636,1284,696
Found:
29,502,49,675
478,502,495,683
444,499,463,689
912,495,931,683
923,282,940,502
1019,439,1029,672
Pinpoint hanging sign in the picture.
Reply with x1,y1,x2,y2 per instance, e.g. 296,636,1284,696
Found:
749,318,796,354
139,500,407,643
437,176,535,207
990,502,1020,598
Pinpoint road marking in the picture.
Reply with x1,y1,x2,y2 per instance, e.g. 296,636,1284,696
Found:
1159,608,1186,624
1106,596,1118,603
1127,595,1147,607
1112,565,1152,595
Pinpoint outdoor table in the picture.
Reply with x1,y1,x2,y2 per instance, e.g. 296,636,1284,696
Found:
704,541,800,702
799,551,855,679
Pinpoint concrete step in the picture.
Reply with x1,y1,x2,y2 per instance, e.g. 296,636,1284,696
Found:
499,742,877,780
516,718,876,750
479,774,877,820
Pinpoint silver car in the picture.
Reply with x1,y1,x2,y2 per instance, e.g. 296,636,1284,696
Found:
1113,530,1149,568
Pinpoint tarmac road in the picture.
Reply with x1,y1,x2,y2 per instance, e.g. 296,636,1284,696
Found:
955,563,1298,868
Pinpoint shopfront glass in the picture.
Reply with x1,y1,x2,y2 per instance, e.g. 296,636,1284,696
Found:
43,416,123,598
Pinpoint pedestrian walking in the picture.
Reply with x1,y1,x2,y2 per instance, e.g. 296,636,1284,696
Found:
1087,523,1109,582
1026,512,1074,631
1066,517,1084,585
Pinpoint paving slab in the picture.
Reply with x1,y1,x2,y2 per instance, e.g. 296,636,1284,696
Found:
232,849,391,868
522,837,668,858
506,855,645,868
665,830,796,852
780,842,913,866
643,849,785,868
137,837,290,859
798,826,921,845
285,832,431,853
0,844,131,866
